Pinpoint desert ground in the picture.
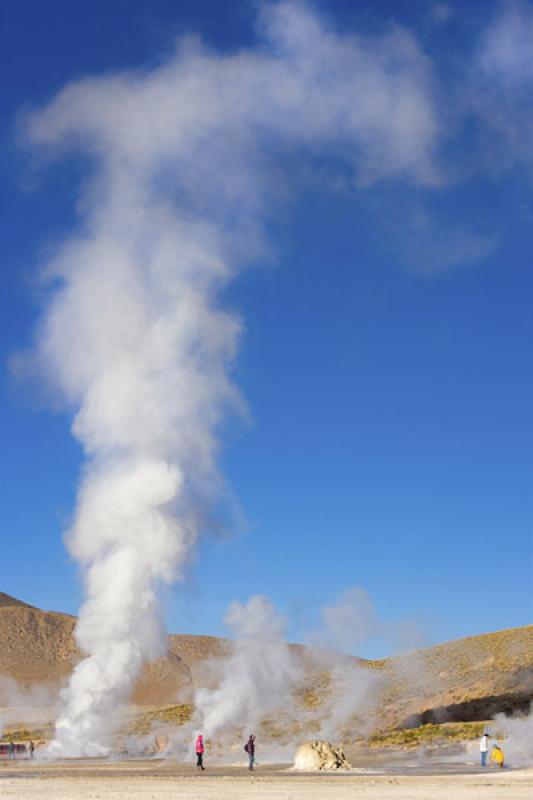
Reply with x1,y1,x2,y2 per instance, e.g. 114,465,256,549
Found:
2,595,532,797
2,756,533,800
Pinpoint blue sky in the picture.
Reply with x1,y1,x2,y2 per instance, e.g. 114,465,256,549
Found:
1,0,532,657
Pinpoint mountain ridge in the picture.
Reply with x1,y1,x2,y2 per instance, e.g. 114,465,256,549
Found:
1,593,531,729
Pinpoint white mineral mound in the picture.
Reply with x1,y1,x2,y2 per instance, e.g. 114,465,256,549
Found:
293,740,352,770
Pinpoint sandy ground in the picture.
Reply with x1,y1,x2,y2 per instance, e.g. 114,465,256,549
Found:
1,758,532,799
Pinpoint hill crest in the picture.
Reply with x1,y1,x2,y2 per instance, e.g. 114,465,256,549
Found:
1,593,531,729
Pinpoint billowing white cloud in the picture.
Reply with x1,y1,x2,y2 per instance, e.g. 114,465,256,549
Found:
194,595,300,738
20,0,533,757
26,2,441,190
23,1,442,756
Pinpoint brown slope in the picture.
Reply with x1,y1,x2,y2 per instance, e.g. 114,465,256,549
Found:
1,595,531,729
370,625,533,728
0,592,36,609
0,601,216,705
0,605,77,684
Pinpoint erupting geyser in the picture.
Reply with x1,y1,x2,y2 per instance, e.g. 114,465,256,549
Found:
22,0,439,755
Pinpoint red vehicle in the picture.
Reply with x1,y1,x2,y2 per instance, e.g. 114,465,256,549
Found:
0,742,29,759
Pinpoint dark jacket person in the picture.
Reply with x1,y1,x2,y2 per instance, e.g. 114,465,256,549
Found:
245,734,256,770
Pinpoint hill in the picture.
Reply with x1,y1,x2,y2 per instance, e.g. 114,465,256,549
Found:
0,592,36,609
1,593,531,734
0,597,229,705
368,626,533,730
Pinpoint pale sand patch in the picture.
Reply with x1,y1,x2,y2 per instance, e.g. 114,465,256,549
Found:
1,768,532,800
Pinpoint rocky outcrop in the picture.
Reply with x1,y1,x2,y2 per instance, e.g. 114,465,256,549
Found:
294,740,351,770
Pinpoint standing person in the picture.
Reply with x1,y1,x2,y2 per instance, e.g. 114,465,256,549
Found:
195,734,205,770
8,739,14,760
491,744,505,768
29,740,35,759
244,734,256,771
480,732,489,767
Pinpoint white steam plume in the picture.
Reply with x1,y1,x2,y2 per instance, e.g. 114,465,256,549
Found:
22,1,439,756
492,708,533,767
308,586,429,655
194,595,300,739
192,589,394,746
0,677,61,744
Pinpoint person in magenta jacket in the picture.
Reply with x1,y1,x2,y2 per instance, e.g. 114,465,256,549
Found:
195,734,205,770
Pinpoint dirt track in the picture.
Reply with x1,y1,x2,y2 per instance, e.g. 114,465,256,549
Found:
1,759,532,799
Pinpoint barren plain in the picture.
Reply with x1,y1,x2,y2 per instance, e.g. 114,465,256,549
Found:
2,758,533,800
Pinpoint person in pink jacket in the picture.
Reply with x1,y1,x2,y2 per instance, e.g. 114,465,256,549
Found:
195,734,205,770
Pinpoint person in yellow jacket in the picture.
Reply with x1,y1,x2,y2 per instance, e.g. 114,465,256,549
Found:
490,744,505,768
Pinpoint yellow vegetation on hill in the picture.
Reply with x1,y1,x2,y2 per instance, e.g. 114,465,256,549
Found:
1,593,531,746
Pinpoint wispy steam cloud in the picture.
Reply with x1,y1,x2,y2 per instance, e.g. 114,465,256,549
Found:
21,0,533,756
194,595,300,738
471,0,533,173
191,588,419,746
20,1,442,756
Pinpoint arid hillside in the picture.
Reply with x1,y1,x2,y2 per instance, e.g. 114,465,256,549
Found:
367,626,533,729
0,593,229,705
1,592,532,730
0,593,36,609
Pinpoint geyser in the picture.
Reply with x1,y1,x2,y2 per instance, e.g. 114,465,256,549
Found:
194,595,300,739
22,0,439,755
